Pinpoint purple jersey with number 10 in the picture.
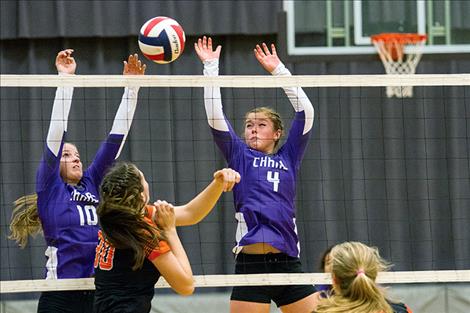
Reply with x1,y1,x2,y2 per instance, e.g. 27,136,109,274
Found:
212,111,311,258
36,133,124,279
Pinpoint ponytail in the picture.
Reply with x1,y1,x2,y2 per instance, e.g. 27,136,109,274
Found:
315,241,394,313
9,194,42,248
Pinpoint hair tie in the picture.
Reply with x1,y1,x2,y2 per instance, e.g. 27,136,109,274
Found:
356,269,365,276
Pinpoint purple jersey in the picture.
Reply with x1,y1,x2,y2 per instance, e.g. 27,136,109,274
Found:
36,133,124,279
212,111,311,257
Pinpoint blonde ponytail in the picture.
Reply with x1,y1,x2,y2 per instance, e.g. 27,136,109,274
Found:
9,194,42,248
315,241,393,313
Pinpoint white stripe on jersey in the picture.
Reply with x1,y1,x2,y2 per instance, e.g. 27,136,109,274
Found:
233,212,248,255
45,246,58,279
294,217,300,258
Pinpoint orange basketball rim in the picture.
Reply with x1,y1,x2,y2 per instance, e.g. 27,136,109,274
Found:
371,33,427,62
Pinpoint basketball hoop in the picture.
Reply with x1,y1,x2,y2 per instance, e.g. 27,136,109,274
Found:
371,33,427,98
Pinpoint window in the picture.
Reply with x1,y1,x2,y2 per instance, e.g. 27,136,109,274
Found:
284,0,470,55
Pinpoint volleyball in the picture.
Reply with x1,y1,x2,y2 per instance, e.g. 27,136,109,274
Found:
138,16,185,64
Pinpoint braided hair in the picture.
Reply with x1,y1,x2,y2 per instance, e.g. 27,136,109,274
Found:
97,162,165,270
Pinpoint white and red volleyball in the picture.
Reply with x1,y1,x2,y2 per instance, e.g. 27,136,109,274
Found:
138,16,185,64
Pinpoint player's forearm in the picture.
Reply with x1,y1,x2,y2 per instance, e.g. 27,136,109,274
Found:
165,228,193,279
46,85,74,156
175,179,224,226
203,59,229,131
110,87,139,135
110,86,139,158
271,63,314,134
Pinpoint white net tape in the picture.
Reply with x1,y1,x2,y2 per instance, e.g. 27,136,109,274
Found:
1,73,469,88
2,271,470,294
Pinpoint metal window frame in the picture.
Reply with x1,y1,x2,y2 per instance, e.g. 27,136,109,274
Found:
427,0,451,45
353,0,426,45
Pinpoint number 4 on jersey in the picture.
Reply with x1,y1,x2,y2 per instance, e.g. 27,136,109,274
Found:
267,171,280,192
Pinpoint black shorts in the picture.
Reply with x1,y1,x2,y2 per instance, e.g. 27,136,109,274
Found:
37,290,95,313
94,293,154,313
230,253,317,307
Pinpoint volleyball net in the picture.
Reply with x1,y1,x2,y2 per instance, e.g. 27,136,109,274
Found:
1,74,470,295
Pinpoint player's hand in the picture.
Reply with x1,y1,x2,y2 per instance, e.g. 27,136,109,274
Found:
254,43,280,73
194,36,221,62
123,53,146,75
213,168,241,192
55,49,76,74
153,200,176,231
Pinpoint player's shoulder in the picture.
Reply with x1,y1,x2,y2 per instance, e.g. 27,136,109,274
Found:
388,300,412,313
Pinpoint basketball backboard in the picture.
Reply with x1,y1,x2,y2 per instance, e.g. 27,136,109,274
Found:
284,0,470,55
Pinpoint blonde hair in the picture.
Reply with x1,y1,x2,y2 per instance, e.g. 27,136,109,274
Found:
9,194,42,248
245,106,284,150
315,241,393,313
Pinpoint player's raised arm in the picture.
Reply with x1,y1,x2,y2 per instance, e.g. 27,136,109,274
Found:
46,49,76,156
195,36,229,132
254,42,314,135
110,53,146,159
86,53,146,186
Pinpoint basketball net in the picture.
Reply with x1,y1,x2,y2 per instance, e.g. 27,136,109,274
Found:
371,33,427,98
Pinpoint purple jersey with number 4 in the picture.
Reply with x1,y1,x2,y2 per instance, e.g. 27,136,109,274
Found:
212,111,311,258
36,133,123,279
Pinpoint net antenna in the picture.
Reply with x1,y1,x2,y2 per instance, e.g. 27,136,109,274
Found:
371,33,427,98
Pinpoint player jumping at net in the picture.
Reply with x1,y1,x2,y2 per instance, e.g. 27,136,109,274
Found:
312,241,413,313
195,36,317,313
9,49,145,313
94,162,240,313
